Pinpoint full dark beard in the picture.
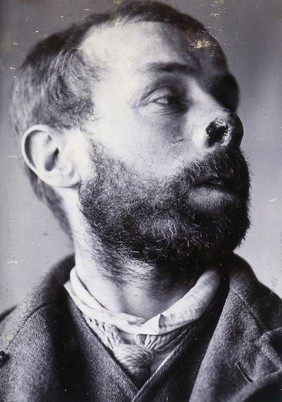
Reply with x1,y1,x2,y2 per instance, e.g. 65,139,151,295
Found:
79,146,250,283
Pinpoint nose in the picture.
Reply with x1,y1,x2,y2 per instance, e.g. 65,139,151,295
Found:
205,112,243,149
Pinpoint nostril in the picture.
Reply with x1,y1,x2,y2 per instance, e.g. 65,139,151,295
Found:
206,118,228,146
206,113,243,148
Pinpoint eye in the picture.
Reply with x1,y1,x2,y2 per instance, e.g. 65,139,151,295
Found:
153,96,169,105
148,89,189,113
154,95,181,105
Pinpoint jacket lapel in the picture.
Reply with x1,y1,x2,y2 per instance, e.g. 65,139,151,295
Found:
0,256,137,401
0,257,74,401
190,258,282,402
0,302,63,401
1,254,282,402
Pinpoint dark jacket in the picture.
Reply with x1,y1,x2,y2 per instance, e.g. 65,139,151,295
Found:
0,255,282,402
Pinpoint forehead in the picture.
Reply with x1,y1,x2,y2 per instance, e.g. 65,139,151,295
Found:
78,21,237,111
80,21,213,76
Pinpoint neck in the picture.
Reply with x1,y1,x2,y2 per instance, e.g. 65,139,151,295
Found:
74,241,197,320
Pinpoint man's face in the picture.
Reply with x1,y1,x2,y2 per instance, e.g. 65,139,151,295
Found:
76,22,250,280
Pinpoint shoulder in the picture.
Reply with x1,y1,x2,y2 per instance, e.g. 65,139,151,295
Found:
0,255,75,351
217,254,282,386
191,256,282,402
225,254,282,331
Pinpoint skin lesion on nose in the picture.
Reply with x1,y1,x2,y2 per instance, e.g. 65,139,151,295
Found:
206,119,228,146
206,113,243,149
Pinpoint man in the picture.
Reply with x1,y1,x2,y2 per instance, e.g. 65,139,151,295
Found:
0,1,281,401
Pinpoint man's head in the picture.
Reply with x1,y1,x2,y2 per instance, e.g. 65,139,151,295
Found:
11,1,250,282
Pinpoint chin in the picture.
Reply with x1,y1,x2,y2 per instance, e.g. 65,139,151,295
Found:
104,194,250,281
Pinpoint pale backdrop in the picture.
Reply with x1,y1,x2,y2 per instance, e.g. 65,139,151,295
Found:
0,0,281,311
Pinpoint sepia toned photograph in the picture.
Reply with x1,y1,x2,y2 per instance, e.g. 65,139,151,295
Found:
0,0,281,400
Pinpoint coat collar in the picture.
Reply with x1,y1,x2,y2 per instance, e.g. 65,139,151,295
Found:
0,255,74,352
1,254,282,401
190,255,282,401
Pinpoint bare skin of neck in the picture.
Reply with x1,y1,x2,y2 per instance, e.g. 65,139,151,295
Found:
73,236,195,320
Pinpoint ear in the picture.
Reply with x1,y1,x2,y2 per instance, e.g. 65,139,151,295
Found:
21,125,81,188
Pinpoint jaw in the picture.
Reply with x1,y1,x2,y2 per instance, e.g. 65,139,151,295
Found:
77,145,250,286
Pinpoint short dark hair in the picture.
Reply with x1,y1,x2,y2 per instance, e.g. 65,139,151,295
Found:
10,0,232,233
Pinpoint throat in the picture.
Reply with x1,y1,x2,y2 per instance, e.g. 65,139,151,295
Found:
74,247,196,319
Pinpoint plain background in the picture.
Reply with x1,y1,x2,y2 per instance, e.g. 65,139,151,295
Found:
0,0,281,311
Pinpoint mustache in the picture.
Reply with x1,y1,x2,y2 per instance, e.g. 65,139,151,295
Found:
168,148,250,199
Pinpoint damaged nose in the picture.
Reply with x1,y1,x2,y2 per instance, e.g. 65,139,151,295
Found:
206,113,243,149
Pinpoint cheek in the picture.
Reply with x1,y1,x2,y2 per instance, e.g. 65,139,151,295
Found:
63,131,94,181
126,118,187,177
90,101,189,178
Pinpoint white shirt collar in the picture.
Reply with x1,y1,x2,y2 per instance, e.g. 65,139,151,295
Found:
64,267,221,336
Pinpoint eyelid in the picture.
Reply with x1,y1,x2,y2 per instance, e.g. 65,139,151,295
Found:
142,85,187,105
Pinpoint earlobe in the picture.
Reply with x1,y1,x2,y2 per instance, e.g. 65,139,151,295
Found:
21,125,81,188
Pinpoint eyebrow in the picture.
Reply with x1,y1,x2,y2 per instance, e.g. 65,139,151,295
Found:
141,61,199,75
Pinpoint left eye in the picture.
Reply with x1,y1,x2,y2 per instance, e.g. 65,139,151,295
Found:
152,95,188,111
154,96,177,105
